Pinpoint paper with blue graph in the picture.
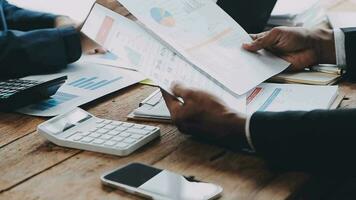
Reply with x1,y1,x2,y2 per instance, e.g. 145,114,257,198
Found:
17,59,144,116
82,3,245,111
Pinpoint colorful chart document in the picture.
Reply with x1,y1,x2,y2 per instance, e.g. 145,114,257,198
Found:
17,59,145,117
117,0,289,95
82,4,245,111
247,83,338,114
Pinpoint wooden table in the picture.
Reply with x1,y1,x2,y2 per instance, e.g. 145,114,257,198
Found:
2,0,356,199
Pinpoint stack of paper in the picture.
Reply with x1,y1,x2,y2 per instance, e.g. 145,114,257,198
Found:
268,0,326,27
269,65,343,85
127,83,340,122
82,2,290,113
246,83,339,114
128,90,171,123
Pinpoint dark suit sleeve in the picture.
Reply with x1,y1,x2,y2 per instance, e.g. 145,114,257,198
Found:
2,0,57,31
342,28,356,82
0,27,82,78
249,109,356,174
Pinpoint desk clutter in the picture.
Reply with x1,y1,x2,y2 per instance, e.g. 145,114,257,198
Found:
128,82,341,124
1,0,344,157
3,0,356,199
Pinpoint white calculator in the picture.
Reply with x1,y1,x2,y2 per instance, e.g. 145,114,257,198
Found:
37,108,160,156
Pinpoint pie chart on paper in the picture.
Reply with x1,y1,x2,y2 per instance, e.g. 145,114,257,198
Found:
150,7,176,27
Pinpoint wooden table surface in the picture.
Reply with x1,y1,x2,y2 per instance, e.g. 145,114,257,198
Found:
1,0,356,200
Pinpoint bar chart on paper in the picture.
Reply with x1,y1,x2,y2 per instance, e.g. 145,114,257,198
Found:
29,92,78,111
68,76,122,90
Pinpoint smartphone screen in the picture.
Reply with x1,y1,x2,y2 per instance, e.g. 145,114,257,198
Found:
103,163,162,188
102,163,223,200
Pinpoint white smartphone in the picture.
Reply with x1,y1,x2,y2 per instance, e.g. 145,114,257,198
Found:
101,163,223,200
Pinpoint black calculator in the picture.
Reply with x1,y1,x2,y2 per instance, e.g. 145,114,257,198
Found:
0,76,67,111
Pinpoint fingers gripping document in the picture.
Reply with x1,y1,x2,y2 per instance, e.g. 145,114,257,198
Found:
116,0,290,95
82,3,245,111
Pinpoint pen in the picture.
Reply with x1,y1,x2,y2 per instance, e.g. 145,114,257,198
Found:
310,65,344,75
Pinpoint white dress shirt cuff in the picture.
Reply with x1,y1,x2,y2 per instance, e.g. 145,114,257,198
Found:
245,114,256,152
334,28,346,68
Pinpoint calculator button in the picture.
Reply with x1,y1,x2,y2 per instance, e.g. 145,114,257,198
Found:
81,137,94,143
127,129,150,135
97,129,109,134
107,130,120,136
123,138,136,144
80,132,91,136
93,139,105,145
96,119,105,124
133,124,145,129
66,131,81,138
103,125,116,130
114,127,127,132
119,132,131,137
100,135,113,140
71,135,83,141
116,143,128,149
104,141,117,147
88,127,98,132
111,121,122,126
130,135,143,140
121,123,134,128
144,126,157,131
112,136,125,142
103,120,112,125
96,124,105,128
89,133,101,138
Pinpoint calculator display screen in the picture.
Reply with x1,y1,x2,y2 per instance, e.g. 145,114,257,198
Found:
46,109,92,134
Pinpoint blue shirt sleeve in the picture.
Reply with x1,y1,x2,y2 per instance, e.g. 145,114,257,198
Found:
2,0,57,31
0,26,82,78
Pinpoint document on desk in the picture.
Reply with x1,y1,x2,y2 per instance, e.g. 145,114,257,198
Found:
117,0,289,95
82,3,245,111
247,83,339,114
128,83,339,122
17,59,144,117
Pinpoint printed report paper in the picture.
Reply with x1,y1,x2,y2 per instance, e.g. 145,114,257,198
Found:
117,0,289,95
17,59,144,117
247,83,338,114
82,3,245,111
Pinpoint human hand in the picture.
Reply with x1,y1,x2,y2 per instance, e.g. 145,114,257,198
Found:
79,32,107,54
55,16,77,28
75,22,107,55
162,84,248,148
243,27,336,71
56,16,106,54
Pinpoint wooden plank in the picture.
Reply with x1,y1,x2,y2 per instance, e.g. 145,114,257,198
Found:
0,113,43,147
151,139,296,200
0,129,186,200
0,131,80,192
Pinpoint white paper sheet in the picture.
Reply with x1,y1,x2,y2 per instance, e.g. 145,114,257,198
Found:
247,83,338,114
328,11,356,29
82,4,245,112
17,59,145,117
117,0,289,95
